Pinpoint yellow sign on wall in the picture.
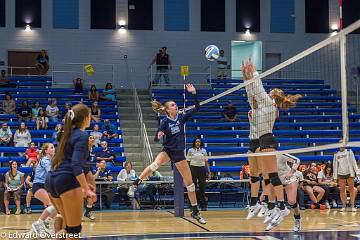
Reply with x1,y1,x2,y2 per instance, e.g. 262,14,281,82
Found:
181,65,189,76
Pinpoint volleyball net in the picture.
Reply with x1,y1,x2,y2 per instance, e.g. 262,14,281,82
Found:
176,19,360,162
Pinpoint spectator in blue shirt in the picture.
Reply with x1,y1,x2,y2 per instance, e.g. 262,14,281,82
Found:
101,119,118,139
96,141,115,168
93,160,114,208
17,100,33,122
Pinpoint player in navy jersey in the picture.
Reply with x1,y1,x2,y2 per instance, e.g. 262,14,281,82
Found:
128,84,206,224
45,103,96,236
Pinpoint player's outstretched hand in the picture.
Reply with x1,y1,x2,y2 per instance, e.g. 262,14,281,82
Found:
186,84,196,94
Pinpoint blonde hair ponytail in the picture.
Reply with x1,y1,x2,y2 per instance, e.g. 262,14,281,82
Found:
151,100,167,114
271,88,302,110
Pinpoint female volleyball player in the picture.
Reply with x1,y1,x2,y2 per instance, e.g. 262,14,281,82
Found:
45,103,96,237
84,135,97,220
243,58,301,226
128,84,206,224
31,143,58,235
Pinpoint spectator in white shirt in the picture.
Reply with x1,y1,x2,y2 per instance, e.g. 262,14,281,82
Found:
14,122,31,148
90,124,102,147
333,142,359,212
216,50,228,79
46,99,59,122
117,161,137,201
0,122,12,146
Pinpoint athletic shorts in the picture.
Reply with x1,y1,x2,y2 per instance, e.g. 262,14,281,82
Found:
259,133,278,150
280,175,297,186
32,183,45,195
45,172,80,198
338,174,351,179
162,148,186,163
249,139,260,153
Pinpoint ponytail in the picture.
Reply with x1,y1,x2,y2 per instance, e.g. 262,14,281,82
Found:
271,88,302,110
151,100,167,115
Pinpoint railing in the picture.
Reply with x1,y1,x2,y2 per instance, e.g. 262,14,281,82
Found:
132,82,154,165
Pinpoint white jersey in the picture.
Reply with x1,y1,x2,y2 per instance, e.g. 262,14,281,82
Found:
277,154,300,185
246,72,277,139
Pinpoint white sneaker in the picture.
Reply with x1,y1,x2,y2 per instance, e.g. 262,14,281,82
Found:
264,208,279,224
127,185,137,198
32,220,53,236
280,207,290,218
325,201,331,209
191,212,206,224
266,209,284,231
340,207,346,212
257,204,268,218
246,203,262,220
351,207,357,212
293,218,301,232
332,200,337,208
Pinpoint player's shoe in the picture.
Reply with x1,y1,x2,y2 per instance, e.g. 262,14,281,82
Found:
246,203,262,220
264,208,279,224
191,211,206,224
257,204,268,218
293,218,301,232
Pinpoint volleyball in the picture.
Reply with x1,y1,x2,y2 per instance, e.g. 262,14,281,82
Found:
204,45,220,61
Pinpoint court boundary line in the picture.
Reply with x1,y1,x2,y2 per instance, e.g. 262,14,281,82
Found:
167,211,210,232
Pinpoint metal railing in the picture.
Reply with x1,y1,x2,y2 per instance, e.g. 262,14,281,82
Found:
132,82,154,165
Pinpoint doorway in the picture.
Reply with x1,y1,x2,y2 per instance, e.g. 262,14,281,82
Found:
231,41,262,79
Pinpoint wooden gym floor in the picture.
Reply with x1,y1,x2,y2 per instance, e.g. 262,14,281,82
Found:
0,209,360,239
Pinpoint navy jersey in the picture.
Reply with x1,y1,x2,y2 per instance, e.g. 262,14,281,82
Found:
157,94,200,151
53,128,89,177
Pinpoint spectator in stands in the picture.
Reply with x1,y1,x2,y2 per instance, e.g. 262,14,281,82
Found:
151,47,172,86
100,83,116,101
102,119,118,139
0,172,4,214
14,122,32,149
4,160,24,215
136,170,162,208
186,138,211,211
240,165,250,180
117,161,137,208
90,124,102,147
46,99,59,122
31,101,43,120
52,123,63,146
91,101,101,122
0,70,15,88
317,163,338,208
217,50,228,79
223,100,237,122
73,78,84,94
17,100,32,122
0,122,12,146
88,136,97,164
88,85,100,102
96,141,115,168
303,163,326,209
1,93,16,115
24,142,40,167
36,109,48,130
25,165,36,214
64,102,73,113
93,160,114,209
35,49,49,75
333,143,359,212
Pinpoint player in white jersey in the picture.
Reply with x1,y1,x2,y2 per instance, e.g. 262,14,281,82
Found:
243,58,302,229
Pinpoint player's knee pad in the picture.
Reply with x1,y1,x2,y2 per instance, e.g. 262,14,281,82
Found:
269,172,282,186
65,225,82,234
186,183,196,193
264,179,271,186
250,176,260,184
149,162,159,172
290,203,298,209
46,205,57,217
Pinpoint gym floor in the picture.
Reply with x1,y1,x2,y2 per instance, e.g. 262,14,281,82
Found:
0,209,359,239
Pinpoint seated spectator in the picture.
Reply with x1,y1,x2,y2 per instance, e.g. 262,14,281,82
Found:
90,124,102,147
93,160,114,209
136,170,162,208
100,83,116,101
0,172,4,214
17,100,32,122
333,143,359,212
88,136,97,164
318,163,338,208
46,99,59,122
0,70,15,88
88,85,100,101
52,124,63,146
14,122,32,148
1,93,16,115
0,122,12,146
102,119,118,139
73,78,84,94
96,141,115,168
36,109,48,130
24,142,39,167
35,49,49,75
223,100,237,122
303,163,325,209
91,101,101,122
4,161,24,215
31,101,42,120
24,166,36,214
240,165,250,180
117,161,137,208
